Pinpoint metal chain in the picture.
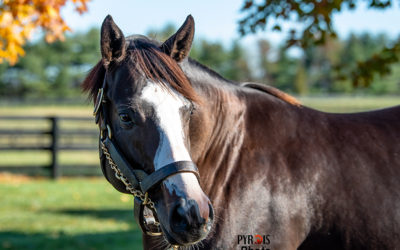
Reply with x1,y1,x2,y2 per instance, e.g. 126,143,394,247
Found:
100,141,156,209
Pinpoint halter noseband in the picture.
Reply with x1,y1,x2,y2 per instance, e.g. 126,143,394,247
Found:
93,73,200,236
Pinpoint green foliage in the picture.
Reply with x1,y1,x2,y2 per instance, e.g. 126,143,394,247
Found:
0,24,399,99
192,40,228,71
265,45,298,91
226,41,253,81
191,39,253,82
239,0,400,86
256,33,400,95
351,39,400,87
0,28,100,98
294,62,308,95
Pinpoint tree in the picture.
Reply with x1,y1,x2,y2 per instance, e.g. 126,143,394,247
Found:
257,41,297,92
302,35,342,92
225,40,253,82
0,28,100,98
0,0,90,65
294,61,308,95
239,0,400,87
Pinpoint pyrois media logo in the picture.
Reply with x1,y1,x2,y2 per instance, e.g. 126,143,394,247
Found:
237,234,271,250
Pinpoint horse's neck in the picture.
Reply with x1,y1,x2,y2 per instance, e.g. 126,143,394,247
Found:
182,60,247,190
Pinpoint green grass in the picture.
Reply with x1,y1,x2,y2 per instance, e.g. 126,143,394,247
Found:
0,176,143,250
0,151,99,166
0,104,93,117
298,95,399,113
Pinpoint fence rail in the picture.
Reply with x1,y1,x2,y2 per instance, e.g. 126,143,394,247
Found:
0,116,100,178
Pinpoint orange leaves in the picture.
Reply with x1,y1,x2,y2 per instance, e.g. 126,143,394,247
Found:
0,0,90,65
72,0,89,14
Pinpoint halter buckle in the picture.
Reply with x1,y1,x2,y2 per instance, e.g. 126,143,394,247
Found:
134,197,163,236
107,124,112,139
146,231,163,236
93,88,104,117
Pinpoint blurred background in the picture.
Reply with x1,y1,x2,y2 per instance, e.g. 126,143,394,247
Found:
0,0,399,249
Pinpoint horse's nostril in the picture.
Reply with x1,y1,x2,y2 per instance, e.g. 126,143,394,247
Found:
175,205,188,227
208,203,214,221
171,199,205,232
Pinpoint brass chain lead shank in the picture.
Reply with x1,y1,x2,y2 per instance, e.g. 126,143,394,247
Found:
100,141,156,209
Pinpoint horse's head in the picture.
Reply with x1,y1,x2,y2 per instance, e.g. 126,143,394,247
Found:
85,15,213,246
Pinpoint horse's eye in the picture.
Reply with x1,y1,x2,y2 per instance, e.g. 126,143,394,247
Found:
119,113,131,123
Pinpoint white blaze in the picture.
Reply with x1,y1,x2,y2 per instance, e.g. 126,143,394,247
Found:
141,81,192,169
141,81,201,196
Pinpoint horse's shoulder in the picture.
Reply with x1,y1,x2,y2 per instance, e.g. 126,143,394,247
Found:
241,82,301,106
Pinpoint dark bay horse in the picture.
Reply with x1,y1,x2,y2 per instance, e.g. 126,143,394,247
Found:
83,15,400,250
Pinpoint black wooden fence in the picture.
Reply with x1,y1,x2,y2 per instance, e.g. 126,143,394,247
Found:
0,116,101,178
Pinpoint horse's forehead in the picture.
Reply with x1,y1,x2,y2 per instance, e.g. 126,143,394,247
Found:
140,81,188,110
110,69,143,102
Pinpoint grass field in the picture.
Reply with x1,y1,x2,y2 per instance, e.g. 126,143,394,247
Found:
0,103,143,249
0,96,399,250
298,95,399,112
0,174,143,250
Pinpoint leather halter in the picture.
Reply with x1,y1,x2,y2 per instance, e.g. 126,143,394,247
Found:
93,72,200,236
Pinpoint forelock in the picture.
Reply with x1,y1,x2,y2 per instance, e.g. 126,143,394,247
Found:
125,37,199,103
82,36,200,104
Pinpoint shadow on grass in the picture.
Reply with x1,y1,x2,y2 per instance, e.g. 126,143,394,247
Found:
53,208,133,222
0,230,143,250
0,208,144,250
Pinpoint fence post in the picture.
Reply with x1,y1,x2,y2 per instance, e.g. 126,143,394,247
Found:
50,117,60,179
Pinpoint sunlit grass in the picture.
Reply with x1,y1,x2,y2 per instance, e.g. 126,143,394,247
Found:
0,104,92,116
0,175,143,250
299,95,399,113
0,151,98,167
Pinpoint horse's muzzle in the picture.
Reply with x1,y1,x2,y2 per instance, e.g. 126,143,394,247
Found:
167,198,214,245
156,164,214,246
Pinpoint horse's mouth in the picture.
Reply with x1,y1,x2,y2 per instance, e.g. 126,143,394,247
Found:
162,228,208,248
161,224,180,246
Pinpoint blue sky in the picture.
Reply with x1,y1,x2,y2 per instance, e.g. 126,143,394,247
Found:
62,0,400,45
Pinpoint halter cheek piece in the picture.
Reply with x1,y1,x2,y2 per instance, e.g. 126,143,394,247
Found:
94,73,200,236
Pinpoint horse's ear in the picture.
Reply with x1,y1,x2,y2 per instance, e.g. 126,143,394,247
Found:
100,15,126,66
161,15,194,62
